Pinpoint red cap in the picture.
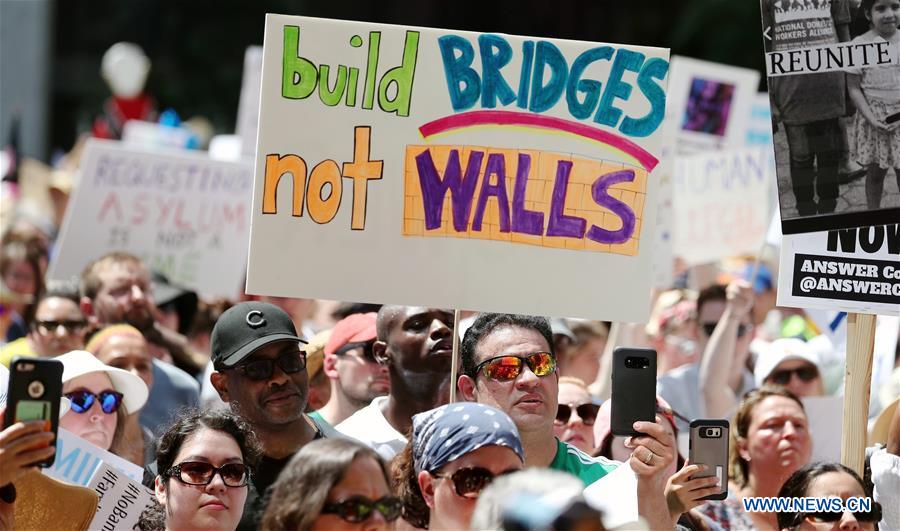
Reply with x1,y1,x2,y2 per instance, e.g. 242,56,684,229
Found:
325,312,378,355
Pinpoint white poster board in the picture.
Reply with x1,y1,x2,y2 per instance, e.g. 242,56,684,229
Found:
665,56,759,156
48,139,253,299
777,224,900,316
44,427,144,486
247,15,672,322
672,148,773,266
87,462,155,531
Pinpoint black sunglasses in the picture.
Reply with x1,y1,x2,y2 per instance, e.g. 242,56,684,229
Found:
322,495,402,523
167,461,250,487
701,322,752,338
432,466,518,499
804,503,882,524
769,365,819,385
33,319,86,334
334,340,377,364
233,350,306,381
556,403,600,426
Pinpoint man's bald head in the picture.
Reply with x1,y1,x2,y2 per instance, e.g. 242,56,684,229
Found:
376,305,406,341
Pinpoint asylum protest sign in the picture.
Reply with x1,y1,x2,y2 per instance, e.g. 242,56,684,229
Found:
246,15,671,322
87,462,155,531
664,56,759,156
48,139,253,299
671,148,773,266
759,0,900,234
777,224,900,316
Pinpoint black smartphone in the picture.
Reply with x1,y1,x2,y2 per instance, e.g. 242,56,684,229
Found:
610,347,657,437
885,111,900,124
689,419,729,501
3,357,64,467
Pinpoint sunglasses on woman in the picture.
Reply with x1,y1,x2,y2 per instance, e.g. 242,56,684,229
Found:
556,403,600,426
167,461,250,487
65,389,124,414
769,365,819,385
234,350,306,381
473,352,556,381
804,503,882,524
700,323,751,338
322,495,402,523
432,466,518,499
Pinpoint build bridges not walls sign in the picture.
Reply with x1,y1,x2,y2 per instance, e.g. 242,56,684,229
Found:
247,15,671,322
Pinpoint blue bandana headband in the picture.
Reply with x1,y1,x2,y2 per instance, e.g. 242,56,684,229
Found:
412,402,525,473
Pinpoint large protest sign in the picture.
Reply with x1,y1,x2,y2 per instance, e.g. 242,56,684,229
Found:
759,0,900,234
672,148,773,265
247,16,671,321
48,139,253,299
45,427,144,486
777,224,900,316
664,56,759,156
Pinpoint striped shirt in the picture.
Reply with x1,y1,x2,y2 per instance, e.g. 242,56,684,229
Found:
549,439,619,486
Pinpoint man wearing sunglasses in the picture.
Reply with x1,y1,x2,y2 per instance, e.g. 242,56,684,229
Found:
316,312,390,427
336,306,454,460
209,301,323,531
457,313,677,531
657,280,757,432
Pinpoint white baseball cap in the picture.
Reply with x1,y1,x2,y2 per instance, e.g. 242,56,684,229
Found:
754,338,822,388
57,350,149,414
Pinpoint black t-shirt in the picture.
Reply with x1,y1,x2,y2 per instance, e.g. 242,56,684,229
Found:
237,427,326,531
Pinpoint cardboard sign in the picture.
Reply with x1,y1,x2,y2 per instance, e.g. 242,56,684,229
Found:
247,15,671,322
664,56,759,156
672,148,773,265
44,427,145,486
48,139,253,299
759,0,900,234
777,224,900,316
87,462,155,531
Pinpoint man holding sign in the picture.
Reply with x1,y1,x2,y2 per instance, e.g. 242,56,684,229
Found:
457,313,677,530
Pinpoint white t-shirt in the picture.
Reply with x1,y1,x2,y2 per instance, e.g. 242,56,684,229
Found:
335,396,407,460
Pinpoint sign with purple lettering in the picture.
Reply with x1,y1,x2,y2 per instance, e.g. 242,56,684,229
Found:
760,0,900,234
247,16,671,321
48,139,253,299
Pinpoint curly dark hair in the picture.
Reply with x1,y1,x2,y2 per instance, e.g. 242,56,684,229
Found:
460,313,554,377
392,440,430,528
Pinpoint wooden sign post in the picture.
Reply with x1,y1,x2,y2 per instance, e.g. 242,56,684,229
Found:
840,313,877,476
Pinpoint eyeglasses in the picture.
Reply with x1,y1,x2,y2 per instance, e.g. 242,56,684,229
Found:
432,467,518,499
33,319,86,334
556,403,600,426
233,350,306,381
769,365,819,385
65,389,124,414
322,495,402,523
700,323,752,338
473,352,556,381
804,503,882,524
167,461,250,487
334,340,377,364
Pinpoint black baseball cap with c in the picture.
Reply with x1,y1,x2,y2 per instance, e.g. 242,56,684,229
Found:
211,301,307,368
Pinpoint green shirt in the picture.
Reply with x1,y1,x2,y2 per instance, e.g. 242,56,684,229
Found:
549,439,618,486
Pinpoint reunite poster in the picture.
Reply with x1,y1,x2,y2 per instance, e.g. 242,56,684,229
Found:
48,139,253,299
247,16,671,321
759,0,900,234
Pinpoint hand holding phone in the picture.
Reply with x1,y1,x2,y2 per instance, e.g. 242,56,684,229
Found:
688,420,729,501
2,357,63,469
